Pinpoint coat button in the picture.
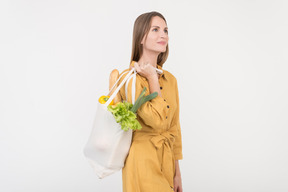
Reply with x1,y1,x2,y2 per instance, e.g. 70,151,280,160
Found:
166,116,168,119
164,99,166,101
160,86,163,90
167,105,169,108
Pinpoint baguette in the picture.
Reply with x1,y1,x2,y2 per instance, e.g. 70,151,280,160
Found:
109,69,122,103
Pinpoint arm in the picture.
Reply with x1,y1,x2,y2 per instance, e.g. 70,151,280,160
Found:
134,61,162,98
147,74,162,97
172,78,183,160
118,70,169,130
172,79,183,191
175,160,181,177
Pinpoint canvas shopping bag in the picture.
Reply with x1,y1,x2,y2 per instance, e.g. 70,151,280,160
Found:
83,68,137,179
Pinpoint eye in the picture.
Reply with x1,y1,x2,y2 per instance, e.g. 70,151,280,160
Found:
164,29,168,34
152,28,158,32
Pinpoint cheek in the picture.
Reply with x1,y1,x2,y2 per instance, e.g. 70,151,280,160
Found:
146,35,157,45
147,32,158,39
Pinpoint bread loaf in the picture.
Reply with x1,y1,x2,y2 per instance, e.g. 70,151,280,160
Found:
109,69,122,103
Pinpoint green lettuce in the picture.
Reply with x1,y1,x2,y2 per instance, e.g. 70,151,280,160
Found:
107,87,158,131
107,101,141,131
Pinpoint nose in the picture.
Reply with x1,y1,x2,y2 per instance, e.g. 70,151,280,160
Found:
160,30,168,39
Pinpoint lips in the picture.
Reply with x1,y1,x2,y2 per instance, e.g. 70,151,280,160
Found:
157,41,166,45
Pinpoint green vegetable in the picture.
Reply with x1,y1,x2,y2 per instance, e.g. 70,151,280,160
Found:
130,87,158,113
107,101,141,131
107,87,158,131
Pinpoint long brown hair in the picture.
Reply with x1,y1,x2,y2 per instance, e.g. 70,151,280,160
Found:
130,11,169,67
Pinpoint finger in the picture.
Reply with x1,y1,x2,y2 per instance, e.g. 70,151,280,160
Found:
141,62,147,67
140,62,145,68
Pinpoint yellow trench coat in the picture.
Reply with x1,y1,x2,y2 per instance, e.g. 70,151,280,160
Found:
118,62,183,192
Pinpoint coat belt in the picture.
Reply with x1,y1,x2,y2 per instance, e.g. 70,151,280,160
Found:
150,132,175,188
133,131,176,188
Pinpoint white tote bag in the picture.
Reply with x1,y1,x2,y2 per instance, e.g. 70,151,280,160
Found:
83,68,137,179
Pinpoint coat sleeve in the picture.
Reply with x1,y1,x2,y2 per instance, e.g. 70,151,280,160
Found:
171,78,183,160
118,70,170,130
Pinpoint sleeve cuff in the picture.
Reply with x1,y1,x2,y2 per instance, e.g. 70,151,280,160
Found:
174,153,183,160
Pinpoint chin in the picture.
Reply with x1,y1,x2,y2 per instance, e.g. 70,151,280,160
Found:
147,47,166,54
159,46,167,52
153,48,166,53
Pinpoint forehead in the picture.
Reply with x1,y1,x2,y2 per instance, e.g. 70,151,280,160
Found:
150,16,167,28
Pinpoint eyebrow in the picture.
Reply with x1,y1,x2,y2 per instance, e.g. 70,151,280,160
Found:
151,25,168,29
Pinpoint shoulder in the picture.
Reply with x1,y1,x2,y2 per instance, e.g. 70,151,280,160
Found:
119,68,130,78
118,68,146,85
163,69,176,79
119,67,178,84
119,68,153,82
163,69,178,85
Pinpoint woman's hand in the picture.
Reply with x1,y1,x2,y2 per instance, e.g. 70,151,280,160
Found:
174,160,183,192
173,175,183,192
133,62,158,80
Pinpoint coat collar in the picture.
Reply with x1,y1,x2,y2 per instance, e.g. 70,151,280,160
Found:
130,61,167,80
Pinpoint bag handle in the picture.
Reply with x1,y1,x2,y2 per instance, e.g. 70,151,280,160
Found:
125,72,137,105
104,68,136,108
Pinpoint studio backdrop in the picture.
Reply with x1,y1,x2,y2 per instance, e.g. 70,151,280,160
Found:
0,0,287,192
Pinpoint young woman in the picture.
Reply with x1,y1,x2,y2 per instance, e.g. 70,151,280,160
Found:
118,11,183,192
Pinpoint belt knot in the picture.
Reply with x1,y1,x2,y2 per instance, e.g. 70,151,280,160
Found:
150,131,175,149
149,131,175,188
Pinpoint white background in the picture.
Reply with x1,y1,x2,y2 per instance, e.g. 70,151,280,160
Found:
1,0,287,191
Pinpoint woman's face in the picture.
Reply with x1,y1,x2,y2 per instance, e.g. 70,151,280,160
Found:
141,16,169,54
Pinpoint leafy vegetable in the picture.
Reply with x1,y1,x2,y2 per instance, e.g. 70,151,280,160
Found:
107,87,158,131
130,87,158,113
107,101,141,131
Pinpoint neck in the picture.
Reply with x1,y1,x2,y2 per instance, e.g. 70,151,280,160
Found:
137,50,159,68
